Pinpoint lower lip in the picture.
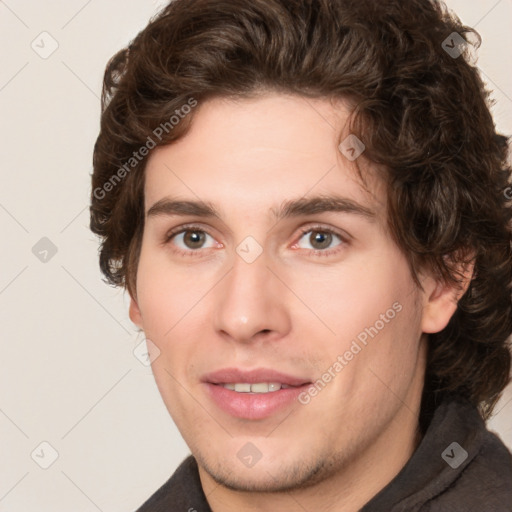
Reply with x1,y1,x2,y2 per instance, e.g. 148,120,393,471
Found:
204,383,309,420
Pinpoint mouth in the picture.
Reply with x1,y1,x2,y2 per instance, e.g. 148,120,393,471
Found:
202,368,312,420
219,382,297,393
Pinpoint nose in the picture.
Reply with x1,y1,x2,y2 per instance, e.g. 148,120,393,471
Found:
213,250,292,344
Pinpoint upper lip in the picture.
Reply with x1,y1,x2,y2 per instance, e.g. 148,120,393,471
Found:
202,368,311,387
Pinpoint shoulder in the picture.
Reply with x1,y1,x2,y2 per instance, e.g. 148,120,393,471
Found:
363,395,512,512
423,428,512,511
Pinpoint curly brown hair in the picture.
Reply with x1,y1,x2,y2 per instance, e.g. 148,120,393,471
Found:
90,0,512,421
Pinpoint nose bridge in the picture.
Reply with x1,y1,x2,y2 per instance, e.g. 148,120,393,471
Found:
213,248,290,342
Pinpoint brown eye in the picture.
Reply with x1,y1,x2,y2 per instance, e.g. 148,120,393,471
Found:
182,230,207,249
169,228,216,251
309,231,333,250
296,228,344,252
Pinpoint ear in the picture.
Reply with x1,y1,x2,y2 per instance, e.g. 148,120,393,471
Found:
421,257,475,334
129,294,143,329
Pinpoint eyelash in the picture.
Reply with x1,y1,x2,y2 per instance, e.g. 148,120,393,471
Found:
163,223,220,258
163,223,348,258
294,224,348,257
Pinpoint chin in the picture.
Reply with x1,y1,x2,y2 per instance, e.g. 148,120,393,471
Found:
197,449,334,493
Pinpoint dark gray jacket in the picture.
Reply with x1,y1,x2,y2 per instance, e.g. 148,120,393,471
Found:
135,396,512,511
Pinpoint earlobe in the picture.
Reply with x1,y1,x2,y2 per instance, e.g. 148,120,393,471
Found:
421,259,474,334
421,280,458,334
129,296,143,329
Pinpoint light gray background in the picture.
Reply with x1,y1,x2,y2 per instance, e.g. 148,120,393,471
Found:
1,1,511,510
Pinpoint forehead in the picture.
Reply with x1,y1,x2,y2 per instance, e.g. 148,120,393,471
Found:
144,94,386,217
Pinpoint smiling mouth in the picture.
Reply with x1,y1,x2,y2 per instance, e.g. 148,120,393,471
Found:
203,370,312,419
218,382,299,393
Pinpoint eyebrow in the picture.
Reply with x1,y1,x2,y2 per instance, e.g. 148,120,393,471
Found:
274,195,375,221
147,198,219,219
146,195,375,221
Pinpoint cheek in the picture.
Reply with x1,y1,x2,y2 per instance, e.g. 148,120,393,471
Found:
289,247,416,341
134,249,215,384
333,284,423,407
135,248,210,337
292,247,422,393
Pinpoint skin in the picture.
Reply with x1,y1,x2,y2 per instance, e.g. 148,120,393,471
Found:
129,94,469,512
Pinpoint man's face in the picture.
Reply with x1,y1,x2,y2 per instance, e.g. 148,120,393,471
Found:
130,94,438,492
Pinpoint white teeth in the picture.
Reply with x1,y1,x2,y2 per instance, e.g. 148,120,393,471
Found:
234,383,251,392
251,383,271,393
222,382,284,393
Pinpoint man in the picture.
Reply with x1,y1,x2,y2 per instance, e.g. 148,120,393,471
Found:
90,0,512,510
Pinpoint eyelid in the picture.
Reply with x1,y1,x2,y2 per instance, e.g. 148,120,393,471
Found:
163,224,223,258
164,223,217,242
162,222,350,257
293,223,350,244
289,223,350,256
